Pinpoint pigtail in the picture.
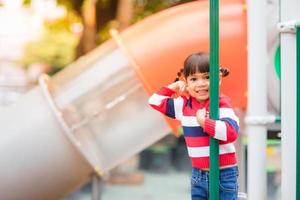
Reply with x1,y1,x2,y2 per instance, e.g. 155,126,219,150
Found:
220,67,230,77
174,68,184,82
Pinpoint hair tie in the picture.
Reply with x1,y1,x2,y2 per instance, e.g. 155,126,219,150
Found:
174,68,184,82
220,67,230,77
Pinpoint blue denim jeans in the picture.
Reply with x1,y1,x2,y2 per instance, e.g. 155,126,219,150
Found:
191,166,239,200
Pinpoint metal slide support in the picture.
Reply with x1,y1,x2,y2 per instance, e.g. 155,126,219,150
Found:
209,0,220,199
277,0,300,194
92,173,103,200
246,0,268,199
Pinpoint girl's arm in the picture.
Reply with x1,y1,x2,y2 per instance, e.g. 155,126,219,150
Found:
196,100,239,142
148,81,186,120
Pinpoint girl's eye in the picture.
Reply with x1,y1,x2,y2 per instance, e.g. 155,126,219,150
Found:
204,75,210,79
190,78,197,81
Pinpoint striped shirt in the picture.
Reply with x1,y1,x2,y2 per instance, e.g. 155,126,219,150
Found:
148,86,239,169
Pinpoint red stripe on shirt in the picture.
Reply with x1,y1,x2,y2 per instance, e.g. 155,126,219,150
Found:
185,136,210,147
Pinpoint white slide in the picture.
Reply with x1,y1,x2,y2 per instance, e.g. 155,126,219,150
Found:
0,45,170,199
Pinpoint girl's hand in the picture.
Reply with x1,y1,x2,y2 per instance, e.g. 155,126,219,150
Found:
196,108,206,127
177,80,186,94
167,81,187,96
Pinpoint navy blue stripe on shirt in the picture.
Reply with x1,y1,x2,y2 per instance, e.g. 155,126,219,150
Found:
187,98,192,108
182,126,208,137
166,98,175,118
220,117,239,133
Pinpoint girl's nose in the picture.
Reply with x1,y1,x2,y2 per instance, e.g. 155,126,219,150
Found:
196,79,208,86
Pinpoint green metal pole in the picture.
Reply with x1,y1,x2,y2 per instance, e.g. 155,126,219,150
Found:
296,24,300,200
209,0,220,199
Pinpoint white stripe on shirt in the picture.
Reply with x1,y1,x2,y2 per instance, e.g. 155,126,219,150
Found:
174,97,184,120
214,121,227,141
148,93,169,106
181,116,200,127
219,108,239,125
181,108,239,127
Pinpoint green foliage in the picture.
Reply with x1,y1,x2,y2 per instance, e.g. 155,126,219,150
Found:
133,0,195,23
20,15,80,74
21,30,78,74
133,0,169,22
19,0,195,74
97,20,118,43
23,0,31,6
57,0,111,13
57,0,78,12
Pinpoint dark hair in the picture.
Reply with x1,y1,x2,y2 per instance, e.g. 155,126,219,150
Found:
183,52,210,77
175,52,229,80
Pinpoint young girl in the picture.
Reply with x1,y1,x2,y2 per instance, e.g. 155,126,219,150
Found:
148,52,239,200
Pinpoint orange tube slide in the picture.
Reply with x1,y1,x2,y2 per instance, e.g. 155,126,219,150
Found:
113,0,247,134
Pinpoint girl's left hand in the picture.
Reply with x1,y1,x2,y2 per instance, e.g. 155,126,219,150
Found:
196,108,206,127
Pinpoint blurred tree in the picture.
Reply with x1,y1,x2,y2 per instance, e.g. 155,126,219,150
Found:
58,0,195,57
132,0,195,23
57,0,195,57
79,0,97,54
58,0,117,57
20,0,195,75
116,0,134,31
20,15,80,75
23,0,31,5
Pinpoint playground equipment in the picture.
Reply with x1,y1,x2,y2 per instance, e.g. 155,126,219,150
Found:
0,1,247,199
246,0,269,199
277,0,300,199
1,0,294,199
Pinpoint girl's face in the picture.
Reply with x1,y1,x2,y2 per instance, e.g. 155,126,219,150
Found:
185,72,210,103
